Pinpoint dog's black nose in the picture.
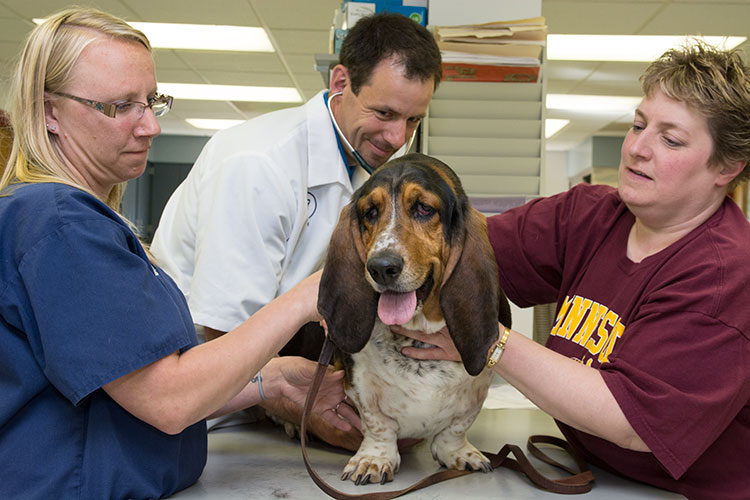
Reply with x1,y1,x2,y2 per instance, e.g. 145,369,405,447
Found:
367,253,403,287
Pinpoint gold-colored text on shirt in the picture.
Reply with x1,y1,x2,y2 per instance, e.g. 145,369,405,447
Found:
549,295,625,365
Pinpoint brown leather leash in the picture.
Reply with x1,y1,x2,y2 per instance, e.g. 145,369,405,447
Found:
301,339,595,499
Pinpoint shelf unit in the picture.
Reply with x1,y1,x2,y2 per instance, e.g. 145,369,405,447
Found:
421,77,546,205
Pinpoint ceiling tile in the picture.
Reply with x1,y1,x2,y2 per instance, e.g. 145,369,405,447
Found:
285,53,328,75
546,61,598,81
546,80,585,94
119,0,260,25
567,80,644,96
641,3,750,35
0,39,22,61
0,18,34,42
586,61,650,82
251,0,340,29
0,3,16,17
272,29,330,55
232,100,298,115
176,51,284,73
169,99,242,115
296,74,327,92
2,0,132,21
543,1,663,34
194,70,295,87
155,68,202,84
152,49,193,70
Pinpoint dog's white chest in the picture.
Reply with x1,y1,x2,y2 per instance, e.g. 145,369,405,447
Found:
347,321,492,439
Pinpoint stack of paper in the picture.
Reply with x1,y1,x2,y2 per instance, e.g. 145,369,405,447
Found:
433,17,547,83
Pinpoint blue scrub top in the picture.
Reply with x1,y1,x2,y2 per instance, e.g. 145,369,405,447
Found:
0,183,206,499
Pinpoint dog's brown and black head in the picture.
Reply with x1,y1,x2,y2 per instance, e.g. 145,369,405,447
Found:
318,153,511,376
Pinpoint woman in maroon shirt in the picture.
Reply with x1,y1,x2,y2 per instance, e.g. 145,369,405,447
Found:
401,41,750,500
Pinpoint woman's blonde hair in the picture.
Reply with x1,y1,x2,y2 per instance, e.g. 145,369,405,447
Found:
641,39,750,189
1,7,151,211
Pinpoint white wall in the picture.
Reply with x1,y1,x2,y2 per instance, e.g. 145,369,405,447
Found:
542,150,569,195
566,137,593,183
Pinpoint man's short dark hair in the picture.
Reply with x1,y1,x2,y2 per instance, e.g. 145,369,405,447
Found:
338,13,442,94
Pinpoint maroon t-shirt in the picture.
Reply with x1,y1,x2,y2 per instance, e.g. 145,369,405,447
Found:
487,183,750,500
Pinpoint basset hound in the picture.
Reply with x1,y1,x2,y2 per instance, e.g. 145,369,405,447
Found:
318,153,512,485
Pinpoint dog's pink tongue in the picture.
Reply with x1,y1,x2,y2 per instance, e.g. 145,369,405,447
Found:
378,290,417,325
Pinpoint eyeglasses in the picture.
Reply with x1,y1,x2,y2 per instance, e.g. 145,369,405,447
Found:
52,91,174,119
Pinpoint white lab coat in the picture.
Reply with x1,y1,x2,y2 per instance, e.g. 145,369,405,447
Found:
151,90,369,332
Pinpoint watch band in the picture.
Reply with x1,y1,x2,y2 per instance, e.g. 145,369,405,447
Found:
487,326,511,368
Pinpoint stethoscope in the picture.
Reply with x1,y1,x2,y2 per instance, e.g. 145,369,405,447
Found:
327,91,417,176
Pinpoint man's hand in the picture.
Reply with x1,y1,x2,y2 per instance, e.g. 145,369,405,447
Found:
393,325,462,362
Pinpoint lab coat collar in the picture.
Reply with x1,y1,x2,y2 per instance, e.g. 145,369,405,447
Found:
305,90,352,190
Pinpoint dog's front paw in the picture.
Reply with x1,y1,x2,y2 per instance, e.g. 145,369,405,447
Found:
432,439,492,473
342,445,400,485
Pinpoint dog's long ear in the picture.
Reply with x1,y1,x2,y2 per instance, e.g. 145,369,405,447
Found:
440,208,509,376
318,204,378,353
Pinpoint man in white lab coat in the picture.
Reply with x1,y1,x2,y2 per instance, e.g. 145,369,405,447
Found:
150,13,442,448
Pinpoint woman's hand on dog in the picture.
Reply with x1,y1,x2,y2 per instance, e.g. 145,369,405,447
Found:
259,395,364,451
256,356,364,451
270,356,361,432
393,325,462,362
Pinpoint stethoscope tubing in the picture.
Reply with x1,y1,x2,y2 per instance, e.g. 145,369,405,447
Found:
327,90,417,176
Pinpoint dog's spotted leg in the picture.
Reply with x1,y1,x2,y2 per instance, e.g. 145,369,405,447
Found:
342,435,400,485
341,414,400,485
430,412,491,473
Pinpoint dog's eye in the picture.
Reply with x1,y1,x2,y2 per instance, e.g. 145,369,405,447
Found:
414,202,434,219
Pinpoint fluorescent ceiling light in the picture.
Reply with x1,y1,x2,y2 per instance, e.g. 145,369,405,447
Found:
34,19,273,52
547,94,642,114
545,119,569,139
548,35,746,62
186,118,245,130
159,83,302,103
